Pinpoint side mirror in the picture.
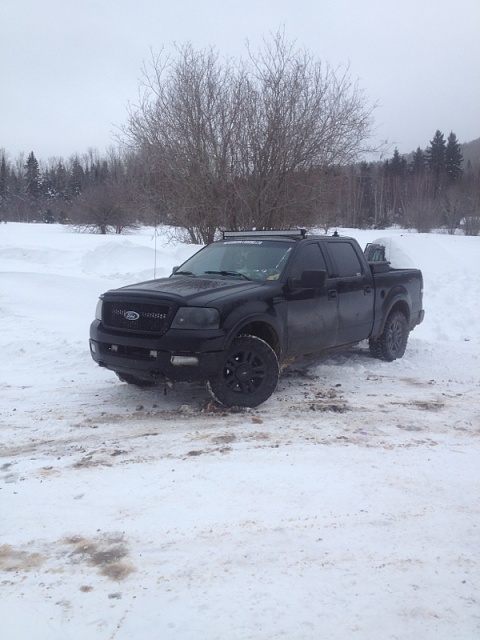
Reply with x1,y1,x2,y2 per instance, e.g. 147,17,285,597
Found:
301,269,327,289
289,269,327,289
171,265,179,274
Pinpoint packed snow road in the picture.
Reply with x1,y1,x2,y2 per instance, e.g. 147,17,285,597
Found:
2,339,477,464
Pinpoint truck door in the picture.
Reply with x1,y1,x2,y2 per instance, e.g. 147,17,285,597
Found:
326,240,374,344
285,243,338,357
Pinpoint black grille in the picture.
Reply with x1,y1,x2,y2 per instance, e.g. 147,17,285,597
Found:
103,300,172,334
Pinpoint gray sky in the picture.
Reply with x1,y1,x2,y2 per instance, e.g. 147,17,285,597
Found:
1,0,479,162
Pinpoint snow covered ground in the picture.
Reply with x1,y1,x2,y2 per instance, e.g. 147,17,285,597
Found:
1,222,479,640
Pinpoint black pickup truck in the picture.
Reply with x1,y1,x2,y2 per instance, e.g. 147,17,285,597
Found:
90,230,424,407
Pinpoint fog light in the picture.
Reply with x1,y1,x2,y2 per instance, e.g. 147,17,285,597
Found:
171,355,199,366
90,342,97,353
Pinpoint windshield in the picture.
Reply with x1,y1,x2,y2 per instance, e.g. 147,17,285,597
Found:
173,240,294,282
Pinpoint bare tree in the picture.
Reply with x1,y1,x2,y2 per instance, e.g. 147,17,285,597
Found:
70,181,135,234
234,34,376,228
442,186,467,234
403,173,440,233
121,32,378,242
462,164,480,236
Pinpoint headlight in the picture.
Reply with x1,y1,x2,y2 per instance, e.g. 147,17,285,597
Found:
95,297,103,321
171,307,219,330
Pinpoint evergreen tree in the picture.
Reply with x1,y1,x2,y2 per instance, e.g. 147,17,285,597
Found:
0,154,8,207
426,130,448,196
445,131,463,182
385,148,407,177
43,160,68,201
25,151,41,202
68,156,85,199
355,162,376,227
382,149,407,223
409,147,426,175
426,130,446,177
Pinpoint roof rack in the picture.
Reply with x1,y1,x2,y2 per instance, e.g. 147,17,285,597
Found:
222,229,307,239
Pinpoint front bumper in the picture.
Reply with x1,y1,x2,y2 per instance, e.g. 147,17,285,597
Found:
89,321,226,382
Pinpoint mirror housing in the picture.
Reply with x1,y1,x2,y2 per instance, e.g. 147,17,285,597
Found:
290,269,327,289
301,269,327,289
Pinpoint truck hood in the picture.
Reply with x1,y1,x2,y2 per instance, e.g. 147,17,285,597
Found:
107,275,265,305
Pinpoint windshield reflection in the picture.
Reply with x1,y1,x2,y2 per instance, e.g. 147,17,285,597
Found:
173,240,293,282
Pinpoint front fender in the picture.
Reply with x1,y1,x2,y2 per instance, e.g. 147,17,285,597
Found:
221,299,285,356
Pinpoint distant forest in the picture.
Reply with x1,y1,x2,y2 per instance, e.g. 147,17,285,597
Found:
2,33,480,241
1,131,479,239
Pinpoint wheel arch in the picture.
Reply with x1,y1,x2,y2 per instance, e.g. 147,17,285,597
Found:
229,319,282,360
388,299,410,323
374,295,411,338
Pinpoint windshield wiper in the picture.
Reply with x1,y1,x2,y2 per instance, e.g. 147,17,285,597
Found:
173,270,196,277
204,270,252,281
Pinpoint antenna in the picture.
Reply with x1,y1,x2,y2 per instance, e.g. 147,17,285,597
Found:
153,221,158,279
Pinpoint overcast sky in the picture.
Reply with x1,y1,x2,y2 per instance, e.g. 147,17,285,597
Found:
1,0,479,162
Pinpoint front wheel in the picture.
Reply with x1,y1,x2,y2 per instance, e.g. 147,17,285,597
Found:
208,335,279,408
369,310,409,361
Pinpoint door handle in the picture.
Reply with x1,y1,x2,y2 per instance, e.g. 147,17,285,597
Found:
364,286,372,294
328,289,337,300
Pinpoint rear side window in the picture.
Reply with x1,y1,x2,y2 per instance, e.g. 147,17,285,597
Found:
329,242,363,277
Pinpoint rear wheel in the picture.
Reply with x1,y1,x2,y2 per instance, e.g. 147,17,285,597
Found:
369,310,409,361
208,335,279,408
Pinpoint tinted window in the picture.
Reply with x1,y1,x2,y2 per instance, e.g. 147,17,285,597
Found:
290,243,327,284
330,242,363,277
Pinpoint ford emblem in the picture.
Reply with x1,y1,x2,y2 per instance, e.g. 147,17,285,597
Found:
124,310,140,321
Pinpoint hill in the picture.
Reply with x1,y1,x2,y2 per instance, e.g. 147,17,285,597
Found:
461,136,480,166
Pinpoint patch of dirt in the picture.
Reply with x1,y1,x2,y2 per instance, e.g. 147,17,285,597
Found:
0,533,136,582
64,533,135,581
0,544,45,572
412,400,445,412
211,434,237,445
308,402,349,413
390,400,445,412
72,453,115,469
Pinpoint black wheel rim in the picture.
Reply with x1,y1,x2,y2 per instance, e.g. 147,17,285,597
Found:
387,318,404,354
223,348,266,395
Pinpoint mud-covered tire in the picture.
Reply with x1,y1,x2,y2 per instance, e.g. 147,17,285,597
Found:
208,335,279,408
369,310,409,361
116,373,157,387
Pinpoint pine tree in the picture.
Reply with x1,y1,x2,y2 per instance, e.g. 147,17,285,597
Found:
383,149,407,223
426,130,448,196
409,147,426,175
68,156,85,199
385,148,407,177
25,151,40,202
426,130,446,176
0,154,8,203
445,131,463,182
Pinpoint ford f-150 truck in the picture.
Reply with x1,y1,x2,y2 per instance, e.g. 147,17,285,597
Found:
90,229,424,407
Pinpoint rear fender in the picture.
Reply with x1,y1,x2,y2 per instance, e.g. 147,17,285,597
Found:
373,287,412,338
